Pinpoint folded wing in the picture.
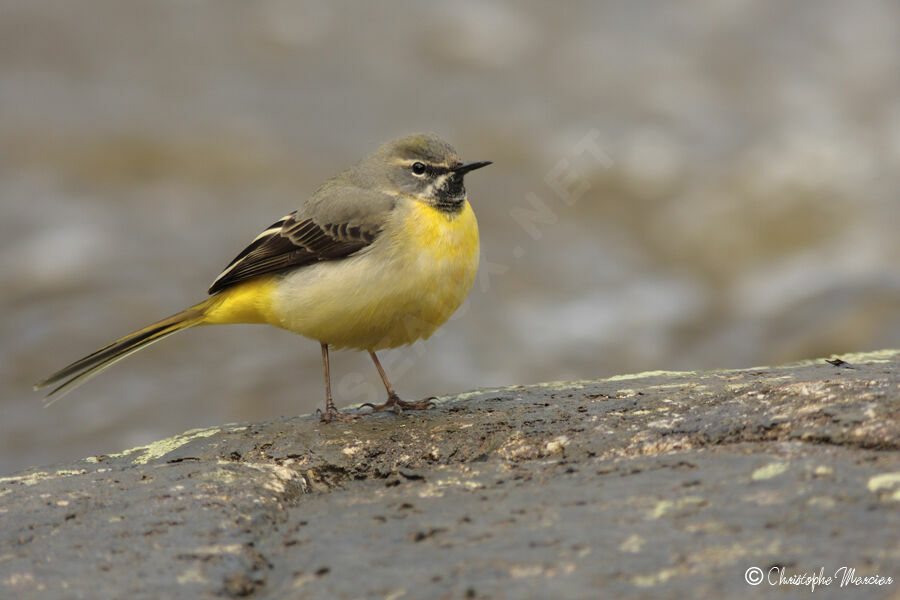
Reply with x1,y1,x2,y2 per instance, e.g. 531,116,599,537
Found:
208,187,390,294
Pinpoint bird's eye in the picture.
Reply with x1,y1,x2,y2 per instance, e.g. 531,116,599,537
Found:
411,162,427,176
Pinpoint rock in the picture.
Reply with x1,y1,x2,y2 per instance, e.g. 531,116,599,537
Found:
1,350,898,599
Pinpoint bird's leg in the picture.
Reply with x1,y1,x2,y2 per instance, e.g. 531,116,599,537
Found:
317,343,356,423
363,351,436,414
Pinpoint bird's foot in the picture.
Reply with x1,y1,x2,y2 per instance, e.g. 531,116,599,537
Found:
317,406,359,423
361,394,437,415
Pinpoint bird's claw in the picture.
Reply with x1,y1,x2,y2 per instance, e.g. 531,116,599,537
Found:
317,407,359,423
362,394,437,414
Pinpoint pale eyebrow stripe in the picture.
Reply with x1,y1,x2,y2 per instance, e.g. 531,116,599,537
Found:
390,157,453,170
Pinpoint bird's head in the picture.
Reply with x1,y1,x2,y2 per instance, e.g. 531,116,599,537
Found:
361,133,491,213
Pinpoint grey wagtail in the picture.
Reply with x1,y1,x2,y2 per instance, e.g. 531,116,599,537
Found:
35,133,491,422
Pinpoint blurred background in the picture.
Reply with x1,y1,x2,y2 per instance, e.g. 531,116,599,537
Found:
3,1,899,475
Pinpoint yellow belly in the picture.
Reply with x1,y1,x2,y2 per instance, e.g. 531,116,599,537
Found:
218,200,479,350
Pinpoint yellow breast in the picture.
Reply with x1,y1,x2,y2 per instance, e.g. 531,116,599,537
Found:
256,199,480,350
392,200,480,338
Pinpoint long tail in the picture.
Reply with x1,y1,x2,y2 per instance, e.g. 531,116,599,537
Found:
34,300,213,405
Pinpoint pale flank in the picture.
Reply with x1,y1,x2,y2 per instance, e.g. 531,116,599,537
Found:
268,200,478,350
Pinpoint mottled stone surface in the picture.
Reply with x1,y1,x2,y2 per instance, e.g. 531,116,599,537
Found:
2,350,899,599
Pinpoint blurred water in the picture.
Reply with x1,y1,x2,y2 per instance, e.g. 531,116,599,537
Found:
2,0,899,475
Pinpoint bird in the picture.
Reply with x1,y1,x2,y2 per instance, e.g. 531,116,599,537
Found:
34,133,491,422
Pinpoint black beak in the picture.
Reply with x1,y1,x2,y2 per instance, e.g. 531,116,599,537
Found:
453,160,492,176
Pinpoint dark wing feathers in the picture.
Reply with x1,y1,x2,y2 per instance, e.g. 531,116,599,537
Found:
208,211,379,294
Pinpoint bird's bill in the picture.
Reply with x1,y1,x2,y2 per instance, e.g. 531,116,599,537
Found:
453,161,492,175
